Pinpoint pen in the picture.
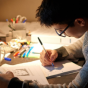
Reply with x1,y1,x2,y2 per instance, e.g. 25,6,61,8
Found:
25,47,30,57
26,46,34,57
22,51,26,57
18,49,26,57
8,25,15,31
18,45,29,57
13,51,19,57
37,37,54,67
22,46,30,58
23,19,27,23
13,18,15,24
4,57,11,61
11,19,13,23
16,18,18,23
6,19,10,25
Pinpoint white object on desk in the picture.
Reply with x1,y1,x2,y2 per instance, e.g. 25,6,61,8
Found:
0,47,1,63
39,60,82,78
0,46,5,63
0,53,11,62
0,62,49,85
15,60,82,78
13,30,26,40
31,43,63,53
1,60,82,79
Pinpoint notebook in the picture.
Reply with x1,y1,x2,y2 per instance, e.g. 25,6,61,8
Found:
30,60,82,78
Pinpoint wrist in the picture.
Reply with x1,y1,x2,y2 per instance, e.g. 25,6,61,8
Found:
55,46,69,61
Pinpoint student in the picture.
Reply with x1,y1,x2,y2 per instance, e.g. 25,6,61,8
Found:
1,0,88,88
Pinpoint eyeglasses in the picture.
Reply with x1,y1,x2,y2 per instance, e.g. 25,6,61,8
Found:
55,24,71,37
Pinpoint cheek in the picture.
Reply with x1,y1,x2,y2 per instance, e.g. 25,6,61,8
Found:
65,28,78,36
65,28,83,38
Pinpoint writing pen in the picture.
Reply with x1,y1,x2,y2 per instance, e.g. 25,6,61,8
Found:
6,19,15,31
4,57,11,61
16,18,18,23
37,37,54,67
11,19,13,23
8,25,15,31
6,19,10,25
23,19,27,23
13,18,15,24
26,46,34,57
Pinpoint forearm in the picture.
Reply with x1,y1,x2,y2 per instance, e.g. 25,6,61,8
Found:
55,35,84,62
55,46,69,62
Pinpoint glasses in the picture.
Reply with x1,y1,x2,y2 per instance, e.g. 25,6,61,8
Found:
55,24,71,37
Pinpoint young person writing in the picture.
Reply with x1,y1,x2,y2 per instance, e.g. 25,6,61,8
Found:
0,0,88,88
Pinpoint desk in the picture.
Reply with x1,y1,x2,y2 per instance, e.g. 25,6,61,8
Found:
0,53,81,85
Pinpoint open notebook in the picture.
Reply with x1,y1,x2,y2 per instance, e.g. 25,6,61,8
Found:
29,60,82,78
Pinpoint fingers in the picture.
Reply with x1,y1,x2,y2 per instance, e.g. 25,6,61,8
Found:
40,50,58,66
40,50,52,66
0,71,14,84
50,50,58,62
6,71,14,77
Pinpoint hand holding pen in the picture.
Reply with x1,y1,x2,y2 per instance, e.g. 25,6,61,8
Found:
38,37,55,67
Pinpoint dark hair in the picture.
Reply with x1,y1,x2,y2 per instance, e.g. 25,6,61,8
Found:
36,0,88,27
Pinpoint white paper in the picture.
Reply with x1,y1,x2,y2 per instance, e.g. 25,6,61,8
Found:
31,43,63,53
18,60,82,78
0,63,49,85
40,60,82,78
2,60,82,79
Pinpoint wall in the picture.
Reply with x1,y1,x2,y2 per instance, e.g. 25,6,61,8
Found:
0,0,42,22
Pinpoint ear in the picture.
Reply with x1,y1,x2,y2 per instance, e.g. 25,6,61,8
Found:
75,18,85,26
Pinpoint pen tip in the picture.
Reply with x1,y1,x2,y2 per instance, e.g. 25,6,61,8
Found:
52,63,54,67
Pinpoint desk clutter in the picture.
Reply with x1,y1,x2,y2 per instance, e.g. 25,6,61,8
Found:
13,45,34,58
0,15,79,66
0,39,40,62
5,15,31,42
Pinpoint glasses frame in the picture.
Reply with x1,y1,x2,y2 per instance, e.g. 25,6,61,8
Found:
55,24,71,37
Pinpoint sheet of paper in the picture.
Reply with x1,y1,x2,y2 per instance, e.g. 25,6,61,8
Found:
0,63,49,85
26,60,82,78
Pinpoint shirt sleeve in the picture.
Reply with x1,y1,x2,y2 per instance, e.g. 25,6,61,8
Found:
55,35,84,62
69,61,88,88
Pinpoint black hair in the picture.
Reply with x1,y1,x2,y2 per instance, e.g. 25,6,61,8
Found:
36,0,88,27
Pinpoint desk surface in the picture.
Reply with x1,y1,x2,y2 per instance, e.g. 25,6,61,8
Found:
0,53,78,85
